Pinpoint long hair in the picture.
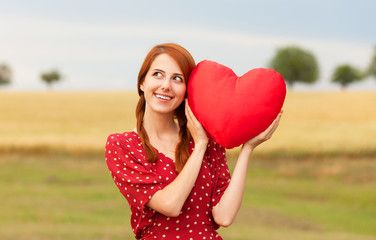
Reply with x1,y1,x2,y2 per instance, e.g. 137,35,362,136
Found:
136,43,196,172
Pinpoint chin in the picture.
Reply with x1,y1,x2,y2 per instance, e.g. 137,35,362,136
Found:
149,105,175,115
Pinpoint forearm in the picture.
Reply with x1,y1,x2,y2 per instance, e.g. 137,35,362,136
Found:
212,146,253,226
147,142,207,216
213,112,282,226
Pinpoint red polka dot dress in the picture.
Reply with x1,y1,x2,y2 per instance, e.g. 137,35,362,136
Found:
105,131,231,240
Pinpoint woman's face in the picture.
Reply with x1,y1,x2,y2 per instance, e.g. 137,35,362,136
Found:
140,53,186,116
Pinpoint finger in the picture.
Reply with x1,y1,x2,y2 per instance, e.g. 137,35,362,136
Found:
265,113,282,138
185,101,197,129
269,113,282,132
185,100,193,115
185,104,193,122
185,99,192,115
263,113,281,133
185,99,193,119
185,102,199,123
271,112,282,129
261,113,281,139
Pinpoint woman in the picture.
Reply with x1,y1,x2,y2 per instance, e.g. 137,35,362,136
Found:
105,43,282,239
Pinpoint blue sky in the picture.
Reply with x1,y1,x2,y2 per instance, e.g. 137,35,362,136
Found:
1,0,375,91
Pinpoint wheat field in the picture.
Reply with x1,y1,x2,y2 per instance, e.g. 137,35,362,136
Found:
1,91,375,156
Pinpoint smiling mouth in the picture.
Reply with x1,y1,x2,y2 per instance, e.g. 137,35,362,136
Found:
154,93,173,100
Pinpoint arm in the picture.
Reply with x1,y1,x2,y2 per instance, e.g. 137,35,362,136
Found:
212,111,283,227
146,100,208,217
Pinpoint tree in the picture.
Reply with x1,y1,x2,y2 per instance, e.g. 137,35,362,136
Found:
365,45,376,78
269,46,319,88
331,64,362,89
0,63,12,86
40,70,62,90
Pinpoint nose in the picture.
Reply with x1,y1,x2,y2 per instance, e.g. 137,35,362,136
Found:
161,78,171,91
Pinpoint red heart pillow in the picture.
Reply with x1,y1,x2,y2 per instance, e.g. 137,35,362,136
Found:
187,60,286,149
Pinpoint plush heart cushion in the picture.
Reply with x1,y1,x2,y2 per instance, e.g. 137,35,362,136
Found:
187,60,286,149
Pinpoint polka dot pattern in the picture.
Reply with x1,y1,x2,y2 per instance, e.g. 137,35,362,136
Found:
105,131,230,239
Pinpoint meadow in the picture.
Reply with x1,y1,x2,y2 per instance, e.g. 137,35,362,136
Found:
0,91,376,240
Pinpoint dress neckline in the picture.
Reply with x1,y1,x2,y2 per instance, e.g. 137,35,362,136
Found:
129,130,176,163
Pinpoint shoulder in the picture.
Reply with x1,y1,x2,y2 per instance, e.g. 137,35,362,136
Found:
105,131,141,152
105,131,148,167
106,131,139,145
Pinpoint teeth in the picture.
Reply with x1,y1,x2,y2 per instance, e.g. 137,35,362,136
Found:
155,94,172,100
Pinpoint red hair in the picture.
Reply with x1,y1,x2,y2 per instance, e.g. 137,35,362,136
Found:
136,43,196,172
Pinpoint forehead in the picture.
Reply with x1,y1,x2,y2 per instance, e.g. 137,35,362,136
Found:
150,54,182,74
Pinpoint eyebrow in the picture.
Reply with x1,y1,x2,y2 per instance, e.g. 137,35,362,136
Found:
153,68,184,77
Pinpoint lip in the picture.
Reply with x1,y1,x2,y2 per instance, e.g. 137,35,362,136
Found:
154,93,174,101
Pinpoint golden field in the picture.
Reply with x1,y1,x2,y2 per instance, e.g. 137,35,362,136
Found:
1,91,375,157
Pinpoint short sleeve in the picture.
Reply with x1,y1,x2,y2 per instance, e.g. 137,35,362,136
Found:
105,134,166,212
210,142,231,208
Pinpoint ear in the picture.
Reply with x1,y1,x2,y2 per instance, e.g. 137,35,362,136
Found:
140,83,145,92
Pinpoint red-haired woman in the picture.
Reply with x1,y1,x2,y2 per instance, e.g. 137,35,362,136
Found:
105,43,282,239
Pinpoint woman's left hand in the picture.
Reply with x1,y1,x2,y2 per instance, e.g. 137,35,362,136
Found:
243,111,283,151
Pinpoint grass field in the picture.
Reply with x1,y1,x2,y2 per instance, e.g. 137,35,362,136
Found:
0,91,376,240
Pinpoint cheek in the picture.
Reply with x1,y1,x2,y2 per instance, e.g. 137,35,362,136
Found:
141,78,155,92
176,85,187,98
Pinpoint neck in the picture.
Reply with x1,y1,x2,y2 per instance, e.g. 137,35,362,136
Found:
142,107,178,140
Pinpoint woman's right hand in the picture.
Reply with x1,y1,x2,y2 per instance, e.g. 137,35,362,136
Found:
185,99,208,146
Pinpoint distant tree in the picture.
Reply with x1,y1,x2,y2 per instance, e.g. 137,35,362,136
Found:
0,63,12,86
269,46,319,88
331,64,362,89
40,69,62,90
365,45,376,79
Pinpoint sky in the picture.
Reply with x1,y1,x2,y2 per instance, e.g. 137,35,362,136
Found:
0,0,375,91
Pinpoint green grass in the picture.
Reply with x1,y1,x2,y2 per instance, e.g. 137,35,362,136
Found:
1,153,375,240
0,153,134,240
219,157,376,240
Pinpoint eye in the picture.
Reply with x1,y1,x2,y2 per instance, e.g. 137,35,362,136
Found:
173,76,184,82
153,72,163,78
